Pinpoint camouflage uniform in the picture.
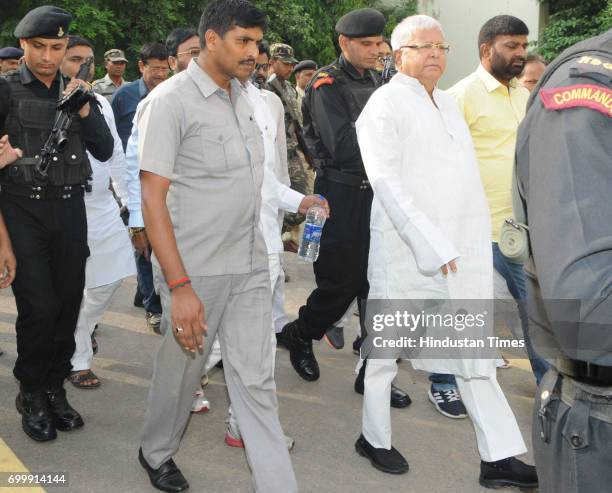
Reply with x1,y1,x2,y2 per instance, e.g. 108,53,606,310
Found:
265,44,311,238
92,49,128,102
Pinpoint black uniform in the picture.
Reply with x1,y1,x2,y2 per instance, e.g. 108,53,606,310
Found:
515,29,612,493
298,54,379,337
0,63,112,389
0,5,113,442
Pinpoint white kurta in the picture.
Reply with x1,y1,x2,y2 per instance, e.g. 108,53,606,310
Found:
356,73,495,378
246,82,303,254
84,95,136,288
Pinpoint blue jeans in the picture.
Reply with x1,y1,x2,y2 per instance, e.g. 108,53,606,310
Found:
429,372,457,391
136,252,161,315
492,243,549,384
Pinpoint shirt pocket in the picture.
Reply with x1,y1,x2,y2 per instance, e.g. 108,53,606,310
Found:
200,126,248,172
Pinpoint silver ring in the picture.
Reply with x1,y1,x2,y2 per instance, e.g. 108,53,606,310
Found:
175,326,184,333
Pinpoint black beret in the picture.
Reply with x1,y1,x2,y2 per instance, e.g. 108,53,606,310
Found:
14,6,72,39
294,60,317,74
335,8,386,38
0,47,24,60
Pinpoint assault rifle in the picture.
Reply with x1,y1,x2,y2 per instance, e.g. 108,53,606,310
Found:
36,56,96,177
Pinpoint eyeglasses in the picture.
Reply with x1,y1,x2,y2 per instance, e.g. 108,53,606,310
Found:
399,42,451,54
255,63,270,71
176,48,201,58
145,64,170,73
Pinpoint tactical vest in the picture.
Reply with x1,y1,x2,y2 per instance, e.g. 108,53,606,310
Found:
1,72,92,187
303,59,380,172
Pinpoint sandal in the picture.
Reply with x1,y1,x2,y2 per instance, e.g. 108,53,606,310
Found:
69,370,101,389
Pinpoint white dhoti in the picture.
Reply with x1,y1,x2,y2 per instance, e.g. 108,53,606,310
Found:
71,280,122,372
71,93,136,373
362,359,526,460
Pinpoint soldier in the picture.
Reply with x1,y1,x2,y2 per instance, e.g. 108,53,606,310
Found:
0,47,24,74
0,5,113,441
266,43,310,249
92,48,128,102
293,59,317,107
516,29,612,493
279,8,411,408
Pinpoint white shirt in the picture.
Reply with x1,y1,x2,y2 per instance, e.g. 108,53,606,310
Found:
84,94,136,288
245,81,303,254
124,104,144,227
356,73,494,378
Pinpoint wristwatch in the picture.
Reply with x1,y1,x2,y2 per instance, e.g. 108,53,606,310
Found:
128,227,145,237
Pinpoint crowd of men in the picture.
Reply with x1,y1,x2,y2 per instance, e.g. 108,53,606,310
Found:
0,1,610,493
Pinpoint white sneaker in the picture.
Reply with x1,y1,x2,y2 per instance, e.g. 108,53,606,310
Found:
191,388,210,413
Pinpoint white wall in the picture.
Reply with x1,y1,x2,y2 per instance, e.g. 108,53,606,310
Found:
412,0,546,88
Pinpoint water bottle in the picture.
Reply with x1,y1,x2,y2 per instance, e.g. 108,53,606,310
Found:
298,198,327,262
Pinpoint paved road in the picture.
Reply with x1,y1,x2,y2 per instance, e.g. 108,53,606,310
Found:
0,254,538,493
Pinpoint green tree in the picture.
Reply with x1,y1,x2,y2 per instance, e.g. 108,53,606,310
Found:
0,0,415,79
537,0,612,61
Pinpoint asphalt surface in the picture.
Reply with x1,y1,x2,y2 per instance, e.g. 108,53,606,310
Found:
0,253,539,493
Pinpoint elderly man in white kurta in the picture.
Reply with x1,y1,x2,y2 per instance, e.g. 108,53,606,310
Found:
354,15,538,489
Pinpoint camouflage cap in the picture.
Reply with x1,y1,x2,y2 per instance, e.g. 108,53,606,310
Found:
104,48,128,63
270,43,298,64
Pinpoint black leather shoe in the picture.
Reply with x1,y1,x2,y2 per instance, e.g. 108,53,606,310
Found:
139,448,189,492
355,434,409,474
390,384,412,408
354,360,412,409
16,389,57,442
480,457,538,490
45,387,84,431
281,321,319,381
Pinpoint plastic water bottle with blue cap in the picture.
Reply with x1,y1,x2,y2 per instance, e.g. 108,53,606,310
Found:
298,195,327,262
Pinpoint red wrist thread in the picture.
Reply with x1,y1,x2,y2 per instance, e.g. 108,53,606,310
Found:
168,276,190,289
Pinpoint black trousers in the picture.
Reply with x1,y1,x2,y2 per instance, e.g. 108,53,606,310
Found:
298,175,372,340
0,192,88,390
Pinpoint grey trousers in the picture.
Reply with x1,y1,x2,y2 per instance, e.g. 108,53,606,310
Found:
533,369,612,493
142,267,297,493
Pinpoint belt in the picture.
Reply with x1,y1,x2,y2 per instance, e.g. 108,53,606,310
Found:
1,183,86,200
557,358,612,387
319,168,370,190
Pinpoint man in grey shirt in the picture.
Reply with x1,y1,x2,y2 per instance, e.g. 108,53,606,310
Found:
135,2,297,492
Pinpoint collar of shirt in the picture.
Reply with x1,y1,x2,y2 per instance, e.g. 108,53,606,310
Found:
186,58,243,103
393,72,434,94
338,54,377,85
104,72,124,87
138,77,149,98
476,63,519,93
19,62,62,86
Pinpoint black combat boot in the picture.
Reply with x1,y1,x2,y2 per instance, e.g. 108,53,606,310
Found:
16,386,57,441
45,386,84,431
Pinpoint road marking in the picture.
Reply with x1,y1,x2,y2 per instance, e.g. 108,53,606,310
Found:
0,438,45,493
